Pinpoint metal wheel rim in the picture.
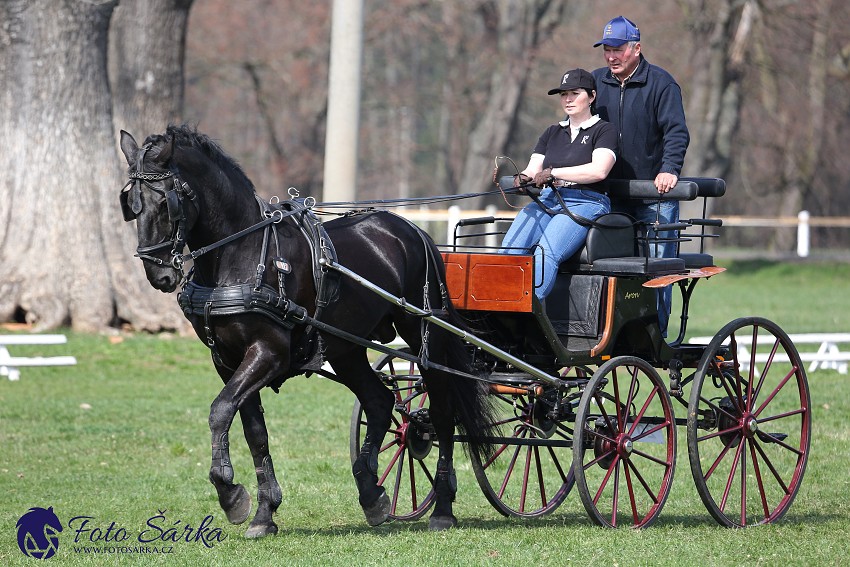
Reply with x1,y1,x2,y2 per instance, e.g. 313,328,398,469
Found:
687,317,811,527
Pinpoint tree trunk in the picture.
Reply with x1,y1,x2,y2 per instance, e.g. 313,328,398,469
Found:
107,0,194,329
0,0,185,331
109,0,193,137
458,0,568,206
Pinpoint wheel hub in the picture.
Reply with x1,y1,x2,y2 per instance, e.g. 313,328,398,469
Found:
619,437,633,457
532,398,558,439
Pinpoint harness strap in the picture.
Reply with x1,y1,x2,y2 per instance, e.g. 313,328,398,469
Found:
284,303,487,383
178,206,301,265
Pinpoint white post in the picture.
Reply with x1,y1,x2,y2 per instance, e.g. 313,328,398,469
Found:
322,0,364,203
447,205,461,247
485,204,498,248
797,210,810,257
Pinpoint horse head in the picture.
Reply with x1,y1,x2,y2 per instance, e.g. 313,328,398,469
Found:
119,129,198,292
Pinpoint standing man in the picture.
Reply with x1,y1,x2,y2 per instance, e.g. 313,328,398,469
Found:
591,16,690,335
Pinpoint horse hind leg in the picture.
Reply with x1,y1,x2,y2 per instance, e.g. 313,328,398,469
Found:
239,394,282,539
425,379,459,531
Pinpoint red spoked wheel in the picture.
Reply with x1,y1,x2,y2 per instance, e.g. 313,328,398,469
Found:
470,378,581,518
687,317,811,527
349,349,436,521
573,356,676,528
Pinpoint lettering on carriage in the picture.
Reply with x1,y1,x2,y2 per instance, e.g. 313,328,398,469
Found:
624,292,641,299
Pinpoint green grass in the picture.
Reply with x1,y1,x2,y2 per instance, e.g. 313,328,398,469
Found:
1,260,849,566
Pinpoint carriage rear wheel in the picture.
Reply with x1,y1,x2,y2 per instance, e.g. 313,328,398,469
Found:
573,356,676,528
349,349,436,521
469,370,584,518
687,317,811,527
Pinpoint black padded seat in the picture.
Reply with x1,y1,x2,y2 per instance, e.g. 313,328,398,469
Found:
680,253,714,269
574,256,685,274
561,213,636,269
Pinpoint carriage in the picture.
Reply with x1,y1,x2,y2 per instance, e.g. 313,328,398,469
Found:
120,126,810,536
347,175,811,528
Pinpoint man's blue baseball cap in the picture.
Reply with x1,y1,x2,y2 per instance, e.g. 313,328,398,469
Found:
593,16,640,47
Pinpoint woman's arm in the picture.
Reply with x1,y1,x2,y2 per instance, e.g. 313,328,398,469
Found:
520,154,545,178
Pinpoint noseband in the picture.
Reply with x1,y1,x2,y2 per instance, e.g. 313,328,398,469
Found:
120,143,197,272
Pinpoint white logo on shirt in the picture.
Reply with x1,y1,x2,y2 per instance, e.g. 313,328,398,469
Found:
581,135,590,144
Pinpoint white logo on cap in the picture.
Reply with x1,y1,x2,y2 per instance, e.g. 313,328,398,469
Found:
562,73,569,84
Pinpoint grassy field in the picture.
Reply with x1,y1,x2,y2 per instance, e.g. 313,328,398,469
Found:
1,260,849,566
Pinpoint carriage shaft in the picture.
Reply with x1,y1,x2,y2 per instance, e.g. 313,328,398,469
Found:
321,259,562,386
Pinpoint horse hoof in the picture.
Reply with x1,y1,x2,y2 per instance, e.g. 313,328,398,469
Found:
244,522,278,539
428,515,457,531
362,489,390,527
222,484,253,525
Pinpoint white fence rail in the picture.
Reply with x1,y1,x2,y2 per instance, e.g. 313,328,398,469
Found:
0,334,77,381
688,333,850,374
391,207,850,257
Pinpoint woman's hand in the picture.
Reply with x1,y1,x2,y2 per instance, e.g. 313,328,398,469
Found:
533,167,554,187
513,173,532,188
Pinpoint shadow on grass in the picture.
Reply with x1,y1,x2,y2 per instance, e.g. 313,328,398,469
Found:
265,510,833,538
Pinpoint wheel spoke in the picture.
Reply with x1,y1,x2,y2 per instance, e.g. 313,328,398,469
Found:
752,367,798,418
748,436,771,520
497,436,525,499
750,437,792,494
702,431,740,482
719,436,745,514
390,448,406,515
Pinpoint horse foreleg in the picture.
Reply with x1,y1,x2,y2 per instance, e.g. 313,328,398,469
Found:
239,393,282,539
332,354,394,526
209,394,253,525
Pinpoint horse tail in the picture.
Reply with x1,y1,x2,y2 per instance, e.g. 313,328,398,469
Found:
422,234,499,463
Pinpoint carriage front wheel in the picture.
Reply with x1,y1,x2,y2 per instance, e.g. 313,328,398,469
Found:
349,349,437,521
687,317,811,527
469,377,580,518
573,356,676,528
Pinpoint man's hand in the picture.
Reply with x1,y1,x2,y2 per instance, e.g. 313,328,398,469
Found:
655,172,678,194
533,167,554,188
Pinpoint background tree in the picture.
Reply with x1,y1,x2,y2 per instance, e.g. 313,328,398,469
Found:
0,0,186,331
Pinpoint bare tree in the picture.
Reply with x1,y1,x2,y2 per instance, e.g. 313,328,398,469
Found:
458,0,569,204
109,0,194,137
0,0,185,331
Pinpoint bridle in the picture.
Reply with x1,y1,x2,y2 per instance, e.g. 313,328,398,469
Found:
120,142,197,272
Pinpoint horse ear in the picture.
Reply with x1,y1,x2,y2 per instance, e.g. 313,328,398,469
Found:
119,130,138,165
153,136,174,164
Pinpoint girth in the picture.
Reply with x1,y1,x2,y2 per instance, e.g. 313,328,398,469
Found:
178,281,298,330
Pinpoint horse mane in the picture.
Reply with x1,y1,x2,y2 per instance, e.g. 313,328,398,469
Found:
149,124,256,194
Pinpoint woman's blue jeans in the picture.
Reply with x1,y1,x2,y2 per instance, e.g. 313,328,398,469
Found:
501,188,610,300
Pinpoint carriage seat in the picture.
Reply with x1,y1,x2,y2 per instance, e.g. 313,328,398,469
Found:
559,212,686,275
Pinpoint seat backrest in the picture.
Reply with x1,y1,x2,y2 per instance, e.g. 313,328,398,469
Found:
680,177,726,198
556,213,638,268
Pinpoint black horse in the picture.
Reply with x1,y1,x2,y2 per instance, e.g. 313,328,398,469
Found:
119,125,494,537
